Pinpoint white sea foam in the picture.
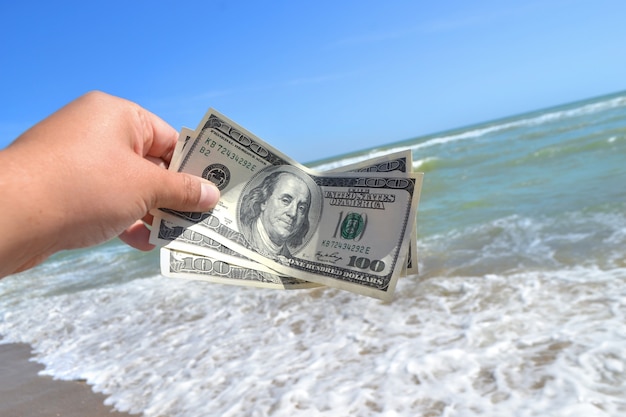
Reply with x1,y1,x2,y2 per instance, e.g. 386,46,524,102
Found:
2,260,626,416
419,210,626,279
1,205,626,417
412,156,439,170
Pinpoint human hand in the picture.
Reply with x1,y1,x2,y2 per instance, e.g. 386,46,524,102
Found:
0,91,220,277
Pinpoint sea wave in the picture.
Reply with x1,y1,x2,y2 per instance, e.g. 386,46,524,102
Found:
405,94,626,153
309,144,417,171
312,93,626,170
419,208,626,279
2,263,626,416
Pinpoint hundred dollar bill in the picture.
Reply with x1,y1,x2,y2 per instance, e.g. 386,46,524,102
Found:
156,127,305,287
153,109,422,300
325,149,419,276
156,218,289,276
161,117,421,290
405,228,418,275
160,148,416,262
153,150,418,288
160,248,316,289
157,137,316,288
158,129,288,279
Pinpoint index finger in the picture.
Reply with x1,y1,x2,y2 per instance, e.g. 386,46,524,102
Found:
139,107,179,163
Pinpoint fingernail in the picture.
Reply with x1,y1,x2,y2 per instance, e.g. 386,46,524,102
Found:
200,182,220,208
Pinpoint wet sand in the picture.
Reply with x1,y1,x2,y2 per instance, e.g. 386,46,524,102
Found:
0,343,134,417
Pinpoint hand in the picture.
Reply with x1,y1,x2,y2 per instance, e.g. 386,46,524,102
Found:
0,91,220,277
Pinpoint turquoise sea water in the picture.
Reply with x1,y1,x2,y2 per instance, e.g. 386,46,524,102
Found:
1,91,625,416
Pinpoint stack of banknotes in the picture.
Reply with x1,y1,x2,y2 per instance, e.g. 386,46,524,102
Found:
149,109,423,300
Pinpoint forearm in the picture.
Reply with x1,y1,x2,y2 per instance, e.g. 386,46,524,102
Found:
0,146,65,277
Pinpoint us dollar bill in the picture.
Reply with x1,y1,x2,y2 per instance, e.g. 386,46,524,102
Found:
153,109,422,300
159,129,315,289
324,150,418,276
154,149,418,289
160,248,317,289
160,147,418,273
155,218,290,276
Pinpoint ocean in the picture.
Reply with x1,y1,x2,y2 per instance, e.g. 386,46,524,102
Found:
1,91,625,416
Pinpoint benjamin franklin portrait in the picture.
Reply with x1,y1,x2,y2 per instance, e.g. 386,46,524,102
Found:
238,166,322,260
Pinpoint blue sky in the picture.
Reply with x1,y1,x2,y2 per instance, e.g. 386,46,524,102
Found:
1,0,625,162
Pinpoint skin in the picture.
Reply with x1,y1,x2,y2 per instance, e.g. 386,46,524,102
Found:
0,91,220,278
259,173,310,246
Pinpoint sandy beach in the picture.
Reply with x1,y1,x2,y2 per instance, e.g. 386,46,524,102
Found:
0,343,133,417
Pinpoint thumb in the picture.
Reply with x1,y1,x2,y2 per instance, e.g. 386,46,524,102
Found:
150,170,220,212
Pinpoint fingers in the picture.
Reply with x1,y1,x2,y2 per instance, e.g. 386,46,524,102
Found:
149,168,221,213
145,155,168,169
142,212,154,226
116,95,220,248
119,220,155,251
122,172,219,252
139,107,179,161
198,179,221,209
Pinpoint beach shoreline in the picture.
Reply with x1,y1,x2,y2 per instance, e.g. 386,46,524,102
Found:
0,342,134,417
